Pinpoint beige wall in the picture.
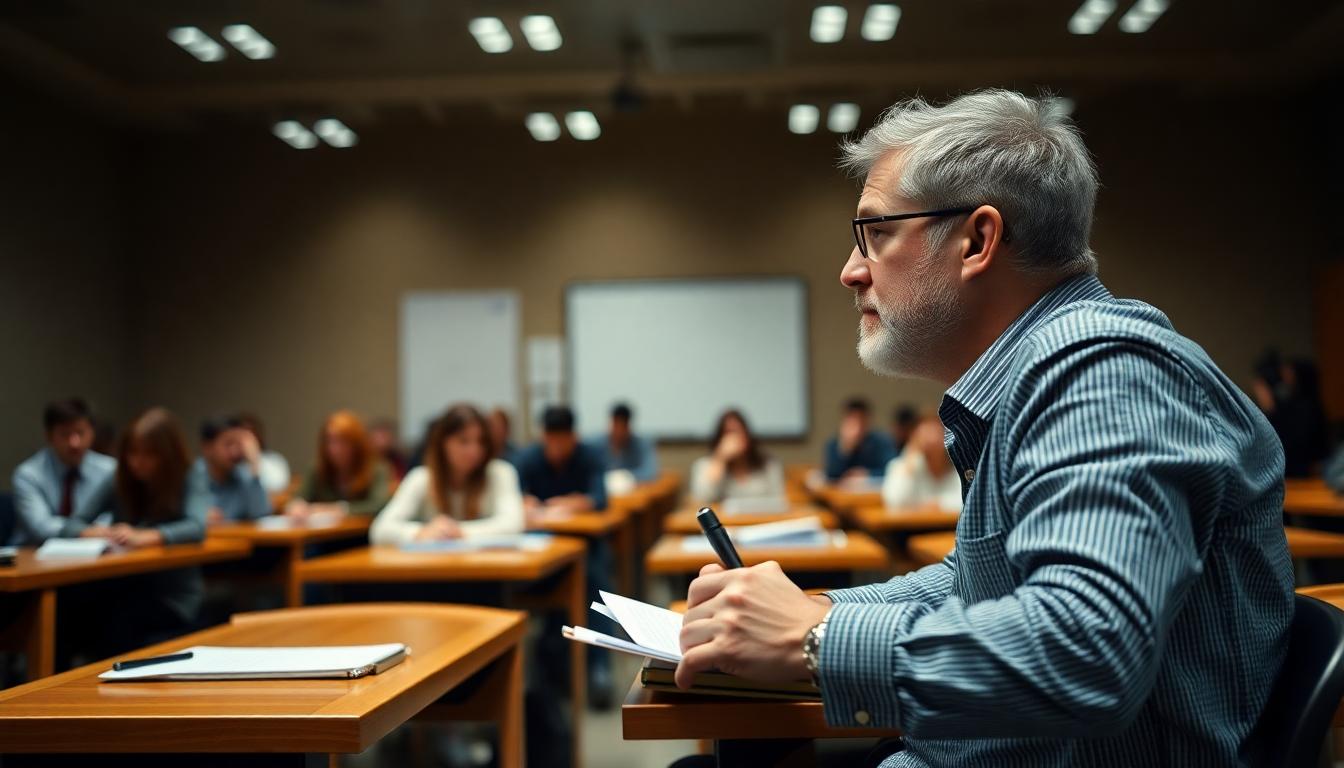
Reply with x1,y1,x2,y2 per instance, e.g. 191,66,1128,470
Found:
2,87,1326,486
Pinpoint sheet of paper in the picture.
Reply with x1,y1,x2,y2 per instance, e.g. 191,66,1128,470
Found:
399,533,551,553
597,590,685,659
36,538,109,559
564,625,681,664
99,643,406,681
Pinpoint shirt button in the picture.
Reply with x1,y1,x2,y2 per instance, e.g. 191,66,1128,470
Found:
964,469,976,483
855,710,871,725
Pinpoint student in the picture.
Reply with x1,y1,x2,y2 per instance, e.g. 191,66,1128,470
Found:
588,402,659,483
487,407,518,465
10,398,116,545
371,404,523,544
1252,352,1331,478
823,397,896,481
287,410,395,519
73,407,209,655
368,417,409,481
514,406,607,515
881,415,961,512
193,416,270,523
233,412,291,494
890,404,918,456
690,409,785,503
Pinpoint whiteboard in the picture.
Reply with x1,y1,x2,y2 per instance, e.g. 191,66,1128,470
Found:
400,291,520,444
566,278,809,439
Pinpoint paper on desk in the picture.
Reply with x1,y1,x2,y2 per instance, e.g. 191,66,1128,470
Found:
36,538,110,560
99,643,408,681
563,590,685,663
398,533,552,553
721,496,790,515
680,517,834,553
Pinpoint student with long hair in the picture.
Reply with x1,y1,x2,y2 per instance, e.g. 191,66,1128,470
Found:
370,404,524,544
690,408,785,502
74,407,210,654
287,410,394,519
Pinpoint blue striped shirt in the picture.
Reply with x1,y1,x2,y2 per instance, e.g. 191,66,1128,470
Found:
820,274,1293,766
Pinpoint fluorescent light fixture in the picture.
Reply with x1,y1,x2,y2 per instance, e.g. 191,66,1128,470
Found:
273,120,317,150
565,110,601,141
468,17,513,53
520,15,562,51
1118,0,1169,33
525,113,562,142
1067,0,1116,34
788,104,820,134
221,24,275,60
810,6,847,43
860,4,901,41
827,103,861,133
313,118,358,148
168,26,226,62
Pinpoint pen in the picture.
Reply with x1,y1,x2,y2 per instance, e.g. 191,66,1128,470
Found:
697,507,744,569
113,651,194,671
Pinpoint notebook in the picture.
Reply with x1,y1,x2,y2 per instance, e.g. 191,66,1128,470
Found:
99,643,408,681
35,538,110,560
641,659,819,701
398,533,552,553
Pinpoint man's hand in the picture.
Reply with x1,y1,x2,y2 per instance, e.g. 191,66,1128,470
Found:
838,413,865,454
676,561,831,689
206,507,225,526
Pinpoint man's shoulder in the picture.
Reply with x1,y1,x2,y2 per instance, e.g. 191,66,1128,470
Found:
84,451,117,475
13,449,48,482
512,444,544,471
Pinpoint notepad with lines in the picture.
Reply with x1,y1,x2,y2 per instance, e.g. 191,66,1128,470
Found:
98,643,408,681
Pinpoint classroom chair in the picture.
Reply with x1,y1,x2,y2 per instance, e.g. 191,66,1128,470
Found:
1254,594,1344,767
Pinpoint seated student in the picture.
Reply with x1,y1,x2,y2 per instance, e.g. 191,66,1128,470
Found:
287,410,395,519
514,406,608,516
368,417,409,481
193,416,270,523
588,402,659,483
882,415,962,512
690,409,785,503
488,407,518,465
824,397,897,481
371,404,523,544
890,403,918,456
10,398,116,545
73,407,209,655
234,412,291,495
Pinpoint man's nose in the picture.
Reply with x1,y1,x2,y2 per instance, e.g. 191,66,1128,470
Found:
841,246,871,289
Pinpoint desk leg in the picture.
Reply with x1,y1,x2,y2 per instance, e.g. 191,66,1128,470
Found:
498,642,525,768
22,588,57,680
563,557,586,768
286,543,304,607
617,521,636,597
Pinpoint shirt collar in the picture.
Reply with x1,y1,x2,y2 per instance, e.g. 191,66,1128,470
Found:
943,273,1112,424
44,447,82,479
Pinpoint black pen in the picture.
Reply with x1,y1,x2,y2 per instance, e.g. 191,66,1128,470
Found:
697,507,744,569
113,651,194,671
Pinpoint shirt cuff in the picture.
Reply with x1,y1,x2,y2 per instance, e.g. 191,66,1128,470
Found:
818,601,909,729
825,583,893,604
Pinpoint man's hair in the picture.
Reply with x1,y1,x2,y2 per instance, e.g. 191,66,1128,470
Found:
840,89,1099,276
43,397,92,432
541,405,576,435
200,415,243,443
843,397,871,415
893,405,918,427
611,403,633,423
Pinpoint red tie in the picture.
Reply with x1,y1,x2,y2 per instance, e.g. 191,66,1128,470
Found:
58,467,78,518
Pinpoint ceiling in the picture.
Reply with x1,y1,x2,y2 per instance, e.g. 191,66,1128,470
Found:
1,0,1340,130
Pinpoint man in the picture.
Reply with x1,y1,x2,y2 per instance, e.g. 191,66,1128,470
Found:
889,404,917,456
589,402,659,483
823,397,896,481
193,416,270,523
10,398,116,545
675,90,1292,766
233,412,292,494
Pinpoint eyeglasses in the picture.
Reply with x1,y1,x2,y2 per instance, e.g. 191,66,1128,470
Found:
851,206,977,260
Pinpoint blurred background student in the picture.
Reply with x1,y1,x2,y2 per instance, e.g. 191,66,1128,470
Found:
10,397,115,546
882,415,962,512
690,409,785,502
287,410,394,520
589,402,658,484
890,404,919,457
488,407,518,466
370,404,523,544
367,417,409,481
1252,350,1331,478
194,416,271,523
233,411,290,495
823,396,895,482
71,408,209,657
515,406,607,517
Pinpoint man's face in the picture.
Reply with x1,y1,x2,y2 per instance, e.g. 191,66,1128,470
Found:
842,151,965,379
542,431,577,466
609,417,631,446
203,428,244,471
48,418,93,467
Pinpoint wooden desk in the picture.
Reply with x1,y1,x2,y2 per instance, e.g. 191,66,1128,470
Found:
1284,482,1344,517
811,484,883,520
907,531,956,567
663,506,839,535
296,538,587,765
1284,526,1344,558
645,531,889,576
0,539,252,681
850,504,959,534
529,503,637,596
208,515,372,607
0,603,527,767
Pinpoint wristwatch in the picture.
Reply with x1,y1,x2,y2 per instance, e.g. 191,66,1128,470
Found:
802,608,833,685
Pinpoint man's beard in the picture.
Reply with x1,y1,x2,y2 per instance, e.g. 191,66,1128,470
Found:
856,250,964,379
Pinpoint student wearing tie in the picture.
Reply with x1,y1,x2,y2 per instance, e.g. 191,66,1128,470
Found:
689,409,785,503
9,398,116,545
192,416,270,523
370,404,523,544
71,407,210,656
287,410,395,520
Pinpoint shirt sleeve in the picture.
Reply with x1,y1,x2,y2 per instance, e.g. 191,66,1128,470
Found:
823,437,846,480
632,436,660,483
12,464,87,542
460,461,526,538
156,469,209,544
370,467,430,545
345,462,394,516
817,341,1245,740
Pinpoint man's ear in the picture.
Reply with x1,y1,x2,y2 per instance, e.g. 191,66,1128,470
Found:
959,205,1007,281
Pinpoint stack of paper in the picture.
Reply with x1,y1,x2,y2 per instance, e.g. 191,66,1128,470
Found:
563,591,684,663
399,533,552,553
35,538,110,560
99,643,408,681
681,517,836,553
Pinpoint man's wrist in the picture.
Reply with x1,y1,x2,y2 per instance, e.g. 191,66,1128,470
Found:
802,607,833,685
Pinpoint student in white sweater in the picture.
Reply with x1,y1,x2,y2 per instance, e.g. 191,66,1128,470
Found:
690,409,786,503
881,415,963,512
371,404,524,544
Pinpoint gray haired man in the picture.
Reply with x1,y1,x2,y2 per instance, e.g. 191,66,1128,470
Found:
675,90,1292,766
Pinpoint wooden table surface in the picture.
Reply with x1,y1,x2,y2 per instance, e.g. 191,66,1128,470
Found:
1284,526,1344,558
811,485,883,516
662,506,838,535
0,538,253,593
906,531,957,567
296,537,586,583
207,515,372,546
849,504,960,533
1283,479,1344,517
0,603,527,764
526,505,630,537
644,531,889,575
